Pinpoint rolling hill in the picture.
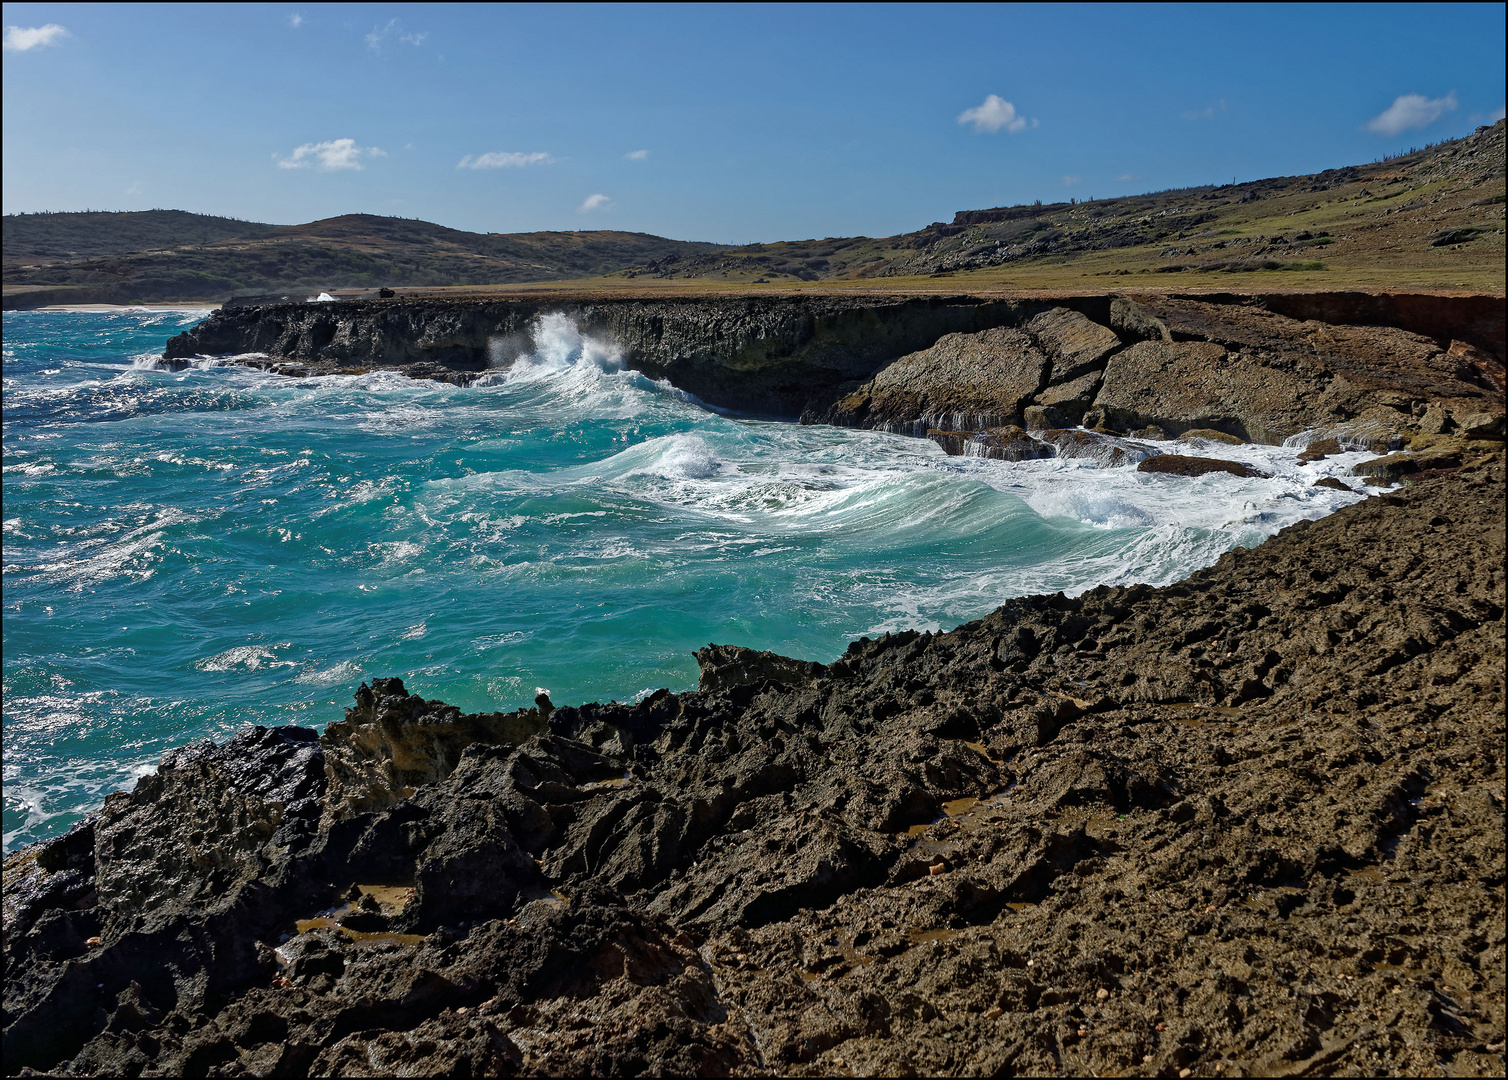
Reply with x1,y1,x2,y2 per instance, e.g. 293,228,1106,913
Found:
3,119,1503,307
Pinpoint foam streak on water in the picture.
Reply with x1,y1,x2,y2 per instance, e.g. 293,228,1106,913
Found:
1,309,1373,850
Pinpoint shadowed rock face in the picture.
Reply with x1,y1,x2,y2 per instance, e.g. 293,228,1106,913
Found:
162,291,1504,436
164,294,1059,417
5,459,1504,1077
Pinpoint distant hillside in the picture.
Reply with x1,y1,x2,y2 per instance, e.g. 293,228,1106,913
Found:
1,212,727,305
620,119,1505,288
4,120,1503,306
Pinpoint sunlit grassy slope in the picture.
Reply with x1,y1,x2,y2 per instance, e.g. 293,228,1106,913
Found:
5,122,1502,305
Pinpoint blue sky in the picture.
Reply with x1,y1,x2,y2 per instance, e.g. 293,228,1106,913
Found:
3,3,1504,243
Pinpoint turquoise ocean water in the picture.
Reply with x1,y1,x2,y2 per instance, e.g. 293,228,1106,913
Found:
2,309,1375,851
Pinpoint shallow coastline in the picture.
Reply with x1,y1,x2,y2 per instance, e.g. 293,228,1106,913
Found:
4,292,1505,1076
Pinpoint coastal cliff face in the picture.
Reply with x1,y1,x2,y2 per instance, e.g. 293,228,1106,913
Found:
4,460,1504,1076
821,295,1506,450
164,295,1060,416
163,291,1506,447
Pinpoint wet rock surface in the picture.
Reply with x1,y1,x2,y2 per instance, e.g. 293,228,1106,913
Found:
1137,454,1271,479
6,457,1504,1077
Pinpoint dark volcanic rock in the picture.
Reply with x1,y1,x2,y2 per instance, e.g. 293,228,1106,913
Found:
1137,453,1271,478
166,295,1056,417
321,676,547,822
927,424,1053,460
7,457,1504,1077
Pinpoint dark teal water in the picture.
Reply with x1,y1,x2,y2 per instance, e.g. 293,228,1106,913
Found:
2,309,1371,850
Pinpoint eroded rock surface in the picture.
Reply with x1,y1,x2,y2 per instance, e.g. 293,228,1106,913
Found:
5,458,1504,1077
825,327,1049,433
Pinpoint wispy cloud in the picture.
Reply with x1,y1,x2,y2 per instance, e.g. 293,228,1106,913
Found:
288,13,303,29
957,94,1035,134
124,181,143,195
1061,175,1082,186
365,18,427,53
4,24,69,51
457,151,555,169
1490,104,1507,124
625,149,650,161
1365,92,1457,136
277,139,385,171
1115,173,1140,183
1182,99,1227,121
578,193,612,213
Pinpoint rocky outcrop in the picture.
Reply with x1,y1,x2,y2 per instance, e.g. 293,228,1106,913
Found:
162,292,1504,437
5,458,1504,1076
825,327,1049,432
1136,454,1270,479
320,678,548,822
165,295,1079,416
828,294,1503,459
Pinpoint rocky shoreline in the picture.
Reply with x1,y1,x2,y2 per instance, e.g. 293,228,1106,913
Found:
5,291,1506,1077
5,457,1503,1076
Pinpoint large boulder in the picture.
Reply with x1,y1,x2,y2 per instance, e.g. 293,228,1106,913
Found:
1093,340,1276,441
927,425,1052,460
1027,307,1122,384
1137,454,1271,479
1105,297,1499,442
824,327,1049,431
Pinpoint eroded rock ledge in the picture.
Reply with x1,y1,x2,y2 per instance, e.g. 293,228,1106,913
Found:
5,459,1504,1077
161,291,1506,427
819,296,1505,452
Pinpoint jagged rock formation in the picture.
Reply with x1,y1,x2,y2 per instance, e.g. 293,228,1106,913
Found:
819,296,1504,462
5,458,1504,1077
164,294,1048,416
161,291,1505,447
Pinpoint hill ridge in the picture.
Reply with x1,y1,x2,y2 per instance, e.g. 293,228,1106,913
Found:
3,120,1503,305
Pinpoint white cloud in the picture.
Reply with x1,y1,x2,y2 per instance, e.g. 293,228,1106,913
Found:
625,149,650,161
1365,92,1457,136
289,13,303,29
1488,104,1506,124
124,181,143,195
1115,173,1140,182
365,19,394,51
957,94,1034,134
278,139,385,171
4,24,69,51
457,151,555,169
365,18,427,53
1182,99,1226,121
578,193,612,213
1061,175,1082,186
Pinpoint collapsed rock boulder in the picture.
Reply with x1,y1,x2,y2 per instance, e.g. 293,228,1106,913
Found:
927,425,1052,460
1137,454,1271,478
825,327,1049,432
